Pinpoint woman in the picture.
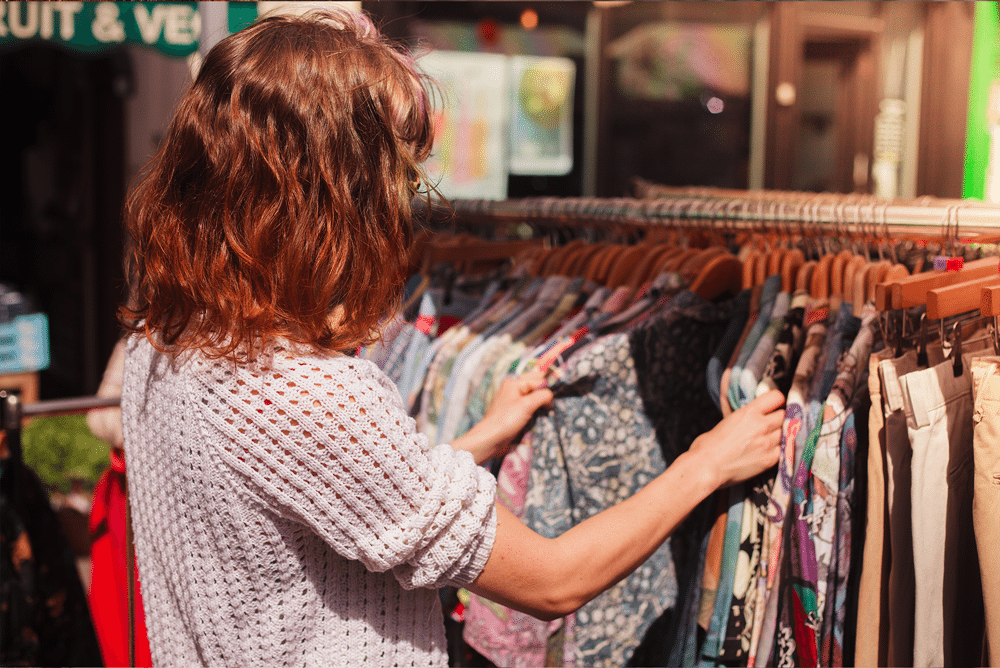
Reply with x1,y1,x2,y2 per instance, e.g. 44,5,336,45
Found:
120,9,784,667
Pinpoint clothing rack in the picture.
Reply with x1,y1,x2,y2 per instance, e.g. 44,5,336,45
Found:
0,391,120,425
424,191,1000,238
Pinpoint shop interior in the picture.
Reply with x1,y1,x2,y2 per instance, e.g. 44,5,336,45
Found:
1,1,999,666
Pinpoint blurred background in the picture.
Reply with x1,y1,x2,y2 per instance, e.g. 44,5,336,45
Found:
3,1,997,404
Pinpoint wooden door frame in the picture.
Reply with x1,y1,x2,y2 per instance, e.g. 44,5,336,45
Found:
764,3,882,193
917,1,976,198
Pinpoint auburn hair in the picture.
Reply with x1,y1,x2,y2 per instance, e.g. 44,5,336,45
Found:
121,8,435,362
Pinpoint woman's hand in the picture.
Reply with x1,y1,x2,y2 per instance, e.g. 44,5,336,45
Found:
688,388,785,489
449,369,553,465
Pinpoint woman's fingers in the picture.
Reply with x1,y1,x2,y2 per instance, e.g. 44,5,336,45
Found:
763,407,786,433
747,388,786,415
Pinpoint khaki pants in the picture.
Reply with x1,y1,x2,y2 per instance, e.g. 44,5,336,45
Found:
972,357,1000,667
854,348,892,668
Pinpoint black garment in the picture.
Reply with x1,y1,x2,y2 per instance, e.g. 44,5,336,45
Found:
1,452,102,667
627,289,735,666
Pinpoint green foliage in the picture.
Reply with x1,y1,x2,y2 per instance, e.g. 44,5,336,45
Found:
20,415,110,494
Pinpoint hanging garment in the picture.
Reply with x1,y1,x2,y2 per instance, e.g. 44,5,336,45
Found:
727,276,782,412
853,346,893,668
668,493,727,667
706,289,752,409
521,290,734,667
971,356,1000,666
804,307,865,628
737,290,792,405
700,280,783,667
719,287,795,666
462,435,577,667
88,447,153,667
399,292,440,409
0,455,102,667
774,302,861,668
809,307,877,665
418,279,543,441
362,316,413,386
756,291,809,398
744,294,808,666
900,347,987,667
754,299,829,667
822,373,869,667
522,331,677,668
879,350,921,668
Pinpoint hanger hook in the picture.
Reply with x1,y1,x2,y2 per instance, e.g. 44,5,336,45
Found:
952,204,962,258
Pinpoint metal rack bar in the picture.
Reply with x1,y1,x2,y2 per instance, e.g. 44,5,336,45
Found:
0,392,120,424
428,192,1000,238
21,396,121,417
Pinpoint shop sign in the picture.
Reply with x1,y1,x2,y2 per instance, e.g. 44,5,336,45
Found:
0,2,201,58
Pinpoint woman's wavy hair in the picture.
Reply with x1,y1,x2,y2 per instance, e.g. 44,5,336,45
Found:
121,8,435,362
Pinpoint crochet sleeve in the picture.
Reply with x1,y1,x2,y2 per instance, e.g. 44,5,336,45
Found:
194,354,497,590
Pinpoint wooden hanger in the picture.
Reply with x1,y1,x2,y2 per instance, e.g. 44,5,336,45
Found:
536,242,568,276
796,260,817,293
578,243,611,282
981,283,1000,317
545,239,588,277
865,260,892,305
927,273,1000,320
648,246,684,277
689,253,742,301
810,253,836,300
876,256,999,311
780,248,805,293
419,235,544,274
679,245,728,281
604,244,651,287
842,254,868,311
622,243,671,288
529,246,559,277
829,250,855,301
753,244,772,287
590,244,626,284
563,242,605,278
873,263,911,310
662,248,700,273
849,259,876,312
765,243,786,280
511,243,547,275
742,248,762,290
631,244,677,286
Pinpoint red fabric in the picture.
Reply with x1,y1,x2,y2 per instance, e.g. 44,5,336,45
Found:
791,588,818,668
437,315,460,334
414,314,436,335
88,448,153,667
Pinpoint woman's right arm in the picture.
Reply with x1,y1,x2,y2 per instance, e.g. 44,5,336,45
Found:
465,389,786,621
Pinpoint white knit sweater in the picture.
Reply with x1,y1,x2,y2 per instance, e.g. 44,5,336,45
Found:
121,335,498,667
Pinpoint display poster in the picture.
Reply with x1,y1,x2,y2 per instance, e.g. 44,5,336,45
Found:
417,50,510,200
508,56,575,176
607,22,751,101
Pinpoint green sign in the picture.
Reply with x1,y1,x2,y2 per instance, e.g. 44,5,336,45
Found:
0,2,201,57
